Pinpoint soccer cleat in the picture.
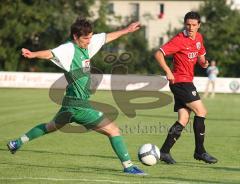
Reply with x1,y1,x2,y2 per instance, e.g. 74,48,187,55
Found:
160,152,176,164
194,152,218,164
124,166,147,175
7,140,21,154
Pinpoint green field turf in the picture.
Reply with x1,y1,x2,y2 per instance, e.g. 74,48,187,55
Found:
0,88,239,184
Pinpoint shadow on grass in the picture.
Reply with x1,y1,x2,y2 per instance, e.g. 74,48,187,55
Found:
0,148,117,160
0,162,121,175
178,161,240,172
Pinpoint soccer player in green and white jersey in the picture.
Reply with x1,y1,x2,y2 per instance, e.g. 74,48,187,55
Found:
7,18,145,175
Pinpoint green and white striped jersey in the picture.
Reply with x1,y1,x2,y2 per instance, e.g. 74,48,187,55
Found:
50,33,106,103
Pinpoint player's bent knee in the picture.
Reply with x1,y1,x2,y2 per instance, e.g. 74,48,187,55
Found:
178,118,189,126
46,121,58,132
195,108,207,117
106,126,121,137
94,123,121,137
178,111,190,126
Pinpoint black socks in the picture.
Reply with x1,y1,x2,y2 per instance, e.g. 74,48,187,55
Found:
193,116,206,154
160,121,184,153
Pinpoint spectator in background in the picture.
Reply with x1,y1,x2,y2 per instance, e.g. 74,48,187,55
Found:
203,60,219,98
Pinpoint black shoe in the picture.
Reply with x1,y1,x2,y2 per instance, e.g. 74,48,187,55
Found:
194,152,218,164
160,152,176,164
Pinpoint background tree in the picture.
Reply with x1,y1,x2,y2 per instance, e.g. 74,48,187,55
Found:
91,0,156,74
166,0,240,77
198,0,240,77
0,0,155,75
0,0,94,72
4,0,227,76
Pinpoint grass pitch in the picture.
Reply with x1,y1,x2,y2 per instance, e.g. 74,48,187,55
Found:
0,88,239,184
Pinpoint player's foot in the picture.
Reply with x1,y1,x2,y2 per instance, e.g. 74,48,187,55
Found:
7,140,21,154
194,152,218,164
123,166,147,175
160,152,176,164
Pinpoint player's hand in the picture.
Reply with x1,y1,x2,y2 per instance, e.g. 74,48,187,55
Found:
166,72,175,84
22,48,36,59
125,22,141,33
201,60,209,68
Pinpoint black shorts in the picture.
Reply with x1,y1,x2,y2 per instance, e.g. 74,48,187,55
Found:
169,82,200,112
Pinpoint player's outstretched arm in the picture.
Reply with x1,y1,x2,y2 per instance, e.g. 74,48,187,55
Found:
105,22,141,43
22,48,53,60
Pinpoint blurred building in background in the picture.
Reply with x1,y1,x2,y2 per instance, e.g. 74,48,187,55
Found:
227,0,240,9
93,0,204,49
92,0,240,49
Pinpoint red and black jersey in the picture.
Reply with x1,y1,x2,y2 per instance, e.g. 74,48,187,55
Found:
160,30,206,83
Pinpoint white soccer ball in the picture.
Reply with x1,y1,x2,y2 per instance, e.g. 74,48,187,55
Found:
138,143,160,166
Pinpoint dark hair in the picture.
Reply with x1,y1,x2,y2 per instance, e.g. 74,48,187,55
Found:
184,11,201,23
70,18,93,40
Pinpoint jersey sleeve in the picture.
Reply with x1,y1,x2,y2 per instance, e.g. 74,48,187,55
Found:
160,35,181,56
88,33,106,58
50,42,74,72
199,35,206,56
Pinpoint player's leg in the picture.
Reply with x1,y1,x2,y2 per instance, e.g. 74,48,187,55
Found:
159,83,191,164
186,100,218,163
93,121,145,175
186,100,207,153
72,106,145,175
186,99,207,117
160,108,191,164
7,121,59,154
178,108,192,127
7,108,69,154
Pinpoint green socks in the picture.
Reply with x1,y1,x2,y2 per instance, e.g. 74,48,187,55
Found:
16,123,48,146
109,136,133,169
15,125,133,170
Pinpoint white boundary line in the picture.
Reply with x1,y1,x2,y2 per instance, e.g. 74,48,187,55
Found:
0,177,186,184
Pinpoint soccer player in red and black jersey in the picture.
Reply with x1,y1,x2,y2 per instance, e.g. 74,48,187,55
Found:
155,11,218,164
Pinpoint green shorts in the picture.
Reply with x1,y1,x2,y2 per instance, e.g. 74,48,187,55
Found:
53,106,104,129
